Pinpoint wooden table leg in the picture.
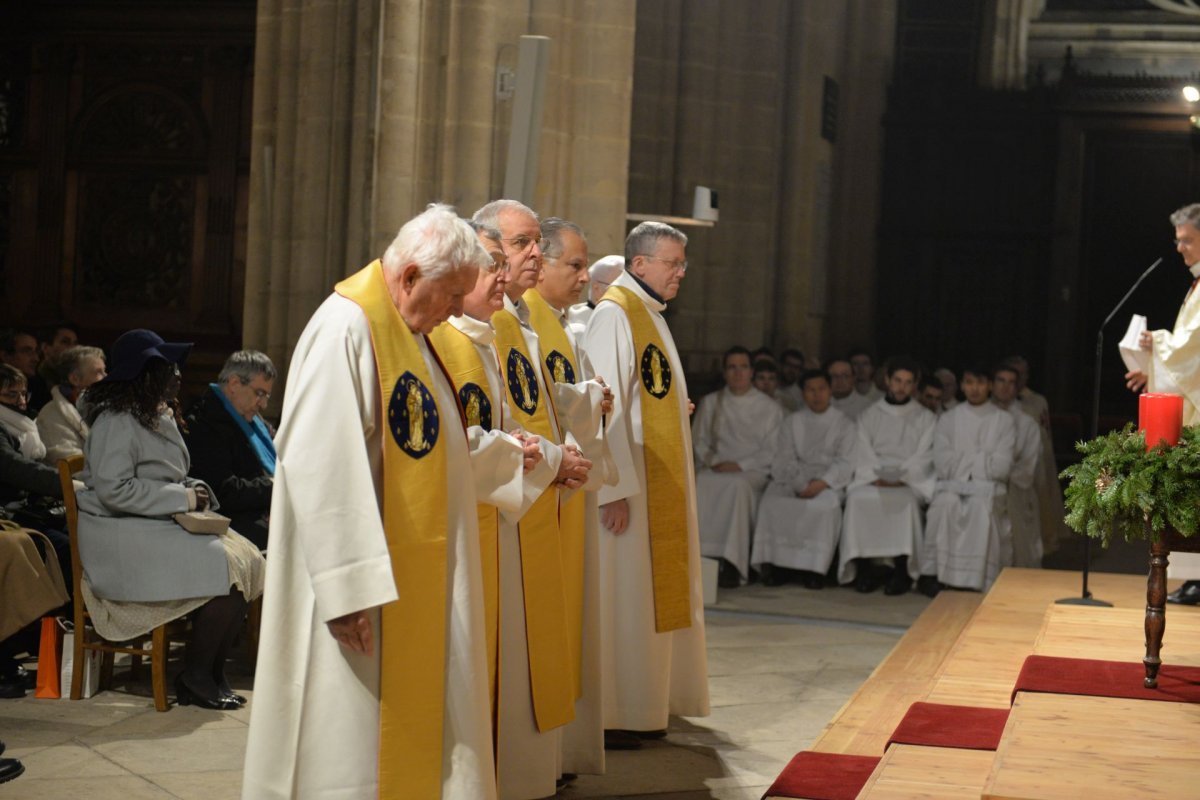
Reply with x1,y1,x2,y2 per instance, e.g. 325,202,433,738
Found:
1145,536,1170,688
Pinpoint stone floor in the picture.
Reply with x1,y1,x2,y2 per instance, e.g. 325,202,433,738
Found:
0,586,920,799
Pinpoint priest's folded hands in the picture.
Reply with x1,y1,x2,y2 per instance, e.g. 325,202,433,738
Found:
556,442,592,488
327,609,374,655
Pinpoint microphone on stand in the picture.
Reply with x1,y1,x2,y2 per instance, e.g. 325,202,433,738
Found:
1058,256,1163,607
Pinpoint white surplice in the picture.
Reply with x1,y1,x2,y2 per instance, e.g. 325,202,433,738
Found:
1017,387,1068,555
242,294,507,800
582,270,709,731
838,398,936,584
999,401,1042,569
690,386,784,580
751,406,857,574
832,391,874,420
922,401,1016,591
776,383,803,413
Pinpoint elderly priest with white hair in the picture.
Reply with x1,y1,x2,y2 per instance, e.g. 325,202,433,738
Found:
242,204,524,800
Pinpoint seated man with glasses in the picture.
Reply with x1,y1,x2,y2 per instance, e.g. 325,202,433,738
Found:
184,350,277,550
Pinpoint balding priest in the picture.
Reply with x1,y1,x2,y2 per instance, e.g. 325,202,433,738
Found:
242,205,514,799
582,220,710,742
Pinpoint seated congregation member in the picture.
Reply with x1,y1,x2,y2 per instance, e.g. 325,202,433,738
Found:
838,358,936,595
752,359,783,405
184,350,277,550
934,367,959,410
31,323,80,414
78,329,264,710
0,523,70,698
916,373,944,415
36,345,106,465
0,329,45,413
751,369,857,589
992,363,1042,568
828,358,872,419
692,346,784,587
920,365,1015,594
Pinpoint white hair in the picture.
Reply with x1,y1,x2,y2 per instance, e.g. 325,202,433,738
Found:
382,203,491,279
472,199,539,231
588,254,624,283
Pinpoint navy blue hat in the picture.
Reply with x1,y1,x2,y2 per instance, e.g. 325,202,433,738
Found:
103,329,192,382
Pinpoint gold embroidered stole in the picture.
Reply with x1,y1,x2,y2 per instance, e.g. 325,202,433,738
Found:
600,285,692,632
335,260,450,798
428,320,503,722
489,306,576,731
523,288,588,698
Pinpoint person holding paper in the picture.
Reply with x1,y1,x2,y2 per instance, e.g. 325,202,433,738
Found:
1126,203,1200,604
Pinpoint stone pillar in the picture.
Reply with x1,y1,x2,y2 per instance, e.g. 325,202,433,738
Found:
244,0,636,385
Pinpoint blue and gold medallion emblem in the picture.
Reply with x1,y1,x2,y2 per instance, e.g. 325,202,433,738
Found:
388,371,440,458
640,343,671,399
506,348,540,414
458,382,493,430
545,350,576,385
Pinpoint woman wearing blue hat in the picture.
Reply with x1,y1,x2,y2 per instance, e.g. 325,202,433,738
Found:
76,329,265,710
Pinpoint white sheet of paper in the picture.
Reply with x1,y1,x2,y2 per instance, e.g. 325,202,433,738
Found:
1118,314,1149,374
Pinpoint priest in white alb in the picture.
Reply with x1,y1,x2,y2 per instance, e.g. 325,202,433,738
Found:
992,363,1042,569
691,346,784,587
921,365,1016,593
582,220,709,741
242,205,517,799
839,359,936,596
751,368,857,590
828,358,873,420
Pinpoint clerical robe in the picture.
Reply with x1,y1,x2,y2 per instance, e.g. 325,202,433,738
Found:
833,391,874,420
1018,387,1067,555
581,270,710,731
1001,402,1042,569
838,398,936,584
776,383,803,413
242,294,513,800
1149,263,1200,425
751,406,857,575
690,386,783,580
922,402,1015,591
524,290,612,778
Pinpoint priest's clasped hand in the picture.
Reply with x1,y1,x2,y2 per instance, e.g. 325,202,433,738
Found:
510,430,543,473
556,443,592,489
327,610,374,656
594,376,614,415
1125,369,1148,392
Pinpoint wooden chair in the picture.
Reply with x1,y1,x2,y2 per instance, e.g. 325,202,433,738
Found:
58,455,187,711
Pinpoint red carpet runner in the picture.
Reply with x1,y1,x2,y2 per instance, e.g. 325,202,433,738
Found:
1012,655,1200,704
885,701,1008,751
762,752,880,800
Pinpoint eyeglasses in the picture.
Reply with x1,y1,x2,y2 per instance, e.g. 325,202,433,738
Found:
253,389,271,402
485,255,511,275
501,234,542,254
1176,238,1196,247
642,255,688,273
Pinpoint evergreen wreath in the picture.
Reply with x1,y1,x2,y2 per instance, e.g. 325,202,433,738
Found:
1061,424,1200,547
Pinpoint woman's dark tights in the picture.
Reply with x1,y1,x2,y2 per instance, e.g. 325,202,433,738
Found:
182,588,246,700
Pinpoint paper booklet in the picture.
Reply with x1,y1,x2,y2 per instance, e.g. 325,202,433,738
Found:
1118,314,1149,374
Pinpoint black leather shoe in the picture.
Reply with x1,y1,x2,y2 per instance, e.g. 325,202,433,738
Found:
556,772,577,790
175,676,241,711
854,572,880,593
717,559,740,589
917,575,941,598
634,729,668,739
0,758,23,784
800,571,825,590
603,729,642,750
222,692,248,707
884,571,913,596
1167,581,1200,606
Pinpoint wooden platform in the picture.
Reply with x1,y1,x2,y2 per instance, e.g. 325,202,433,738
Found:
770,568,1200,799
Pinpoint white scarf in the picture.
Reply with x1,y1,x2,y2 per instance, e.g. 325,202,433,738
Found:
0,403,47,462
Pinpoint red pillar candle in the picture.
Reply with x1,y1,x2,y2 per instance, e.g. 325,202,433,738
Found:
1139,393,1184,451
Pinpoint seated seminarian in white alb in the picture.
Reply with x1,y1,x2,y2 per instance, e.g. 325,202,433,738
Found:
828,358,873,419
582,220,710,740
849,348,883,403
916,373,944,415
691,345,784,587
774,349,807,412
242,205,524,800
751,368,857,590
921,365,1016,594
992,362,1042,568
838,358,936,596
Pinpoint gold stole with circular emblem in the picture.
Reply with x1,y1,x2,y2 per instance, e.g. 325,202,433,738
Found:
599,285,692,633
427,319,503,724
522,288,589,698
489,307,576,732
335,260,454,799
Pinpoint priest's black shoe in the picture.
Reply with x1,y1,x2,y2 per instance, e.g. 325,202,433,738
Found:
603,729,642,750
884,571,912,596
799,571,825,590
717,559,740,589
917,575,941,598
175,675,241,711
0,757,23,785
1167,580,1200,606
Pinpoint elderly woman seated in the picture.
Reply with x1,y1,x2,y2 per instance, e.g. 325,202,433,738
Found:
184,350,276,550
36,345,106,465
78,329,265,710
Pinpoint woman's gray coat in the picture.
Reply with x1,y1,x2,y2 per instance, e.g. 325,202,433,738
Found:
77,409,230,602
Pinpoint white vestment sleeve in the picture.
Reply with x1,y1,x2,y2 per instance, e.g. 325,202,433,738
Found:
467,426,526,514
584,305,642,505
901,413,936,502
